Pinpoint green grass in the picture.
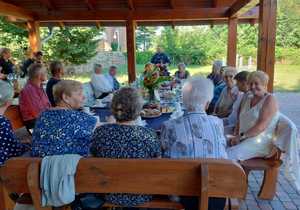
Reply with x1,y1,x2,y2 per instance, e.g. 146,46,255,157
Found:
66,64,300,92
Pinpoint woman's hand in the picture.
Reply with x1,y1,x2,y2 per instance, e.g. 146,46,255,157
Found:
229,136,240,146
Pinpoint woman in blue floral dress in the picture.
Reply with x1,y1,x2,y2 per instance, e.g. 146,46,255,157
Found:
0,80,27,165
31,80,97,157
91,87,161,208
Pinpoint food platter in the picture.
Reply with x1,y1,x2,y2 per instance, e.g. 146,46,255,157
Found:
141,108,162,118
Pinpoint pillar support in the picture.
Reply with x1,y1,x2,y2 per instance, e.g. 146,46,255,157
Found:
126,19,137,83
257,0,277,92
227,17,238,67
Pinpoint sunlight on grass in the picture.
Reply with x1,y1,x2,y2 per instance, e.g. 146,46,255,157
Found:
66,64,300,92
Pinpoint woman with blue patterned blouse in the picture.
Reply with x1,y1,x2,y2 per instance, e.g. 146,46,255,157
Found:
91,87,161,208
31,80,97,157
0,80,26,165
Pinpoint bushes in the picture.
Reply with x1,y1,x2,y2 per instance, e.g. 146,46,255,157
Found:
276,48,300,65
136,51,153,64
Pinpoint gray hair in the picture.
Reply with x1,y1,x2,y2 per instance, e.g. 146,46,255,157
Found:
248,70,269,86
0,80,13,107
111,87,143,122
224,66,238,77
28,63,44,80
178,63,186,70
53,80,82,104
182,76,214,111
212,60,223,74
0,48,10,57
94,64,102,72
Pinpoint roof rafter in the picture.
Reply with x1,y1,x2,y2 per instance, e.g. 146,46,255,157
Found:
0,0,35,20
86,0,96,10
37,8,228,21
128,0,134,10
38,0,56,10
227,0,259,17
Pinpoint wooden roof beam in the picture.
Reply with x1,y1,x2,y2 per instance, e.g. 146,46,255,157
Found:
128,0,134,10
227,0,260,17
0,0,34,20
37,8,228,21
169,0,176,9
38,0,56,11
86,0,96,10
58,21,65,29
95,21,101,29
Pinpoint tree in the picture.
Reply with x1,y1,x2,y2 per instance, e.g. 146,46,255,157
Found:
136,26,156,51
42,27,102,65
0,17,28,60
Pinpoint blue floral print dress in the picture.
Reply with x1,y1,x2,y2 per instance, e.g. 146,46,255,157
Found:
91,124,161,207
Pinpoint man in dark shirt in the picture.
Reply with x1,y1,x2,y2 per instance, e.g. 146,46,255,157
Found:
46,61,64,106
0,48,14,75
21,51,43,78
150,46,171,65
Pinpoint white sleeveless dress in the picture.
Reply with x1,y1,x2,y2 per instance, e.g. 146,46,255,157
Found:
227,93,279,161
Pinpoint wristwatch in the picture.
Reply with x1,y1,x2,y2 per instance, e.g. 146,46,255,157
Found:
240,132,246,140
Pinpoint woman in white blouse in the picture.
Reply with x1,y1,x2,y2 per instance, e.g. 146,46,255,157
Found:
227,71,279,161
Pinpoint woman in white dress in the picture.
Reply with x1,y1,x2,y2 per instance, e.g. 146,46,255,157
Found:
227,71,279,161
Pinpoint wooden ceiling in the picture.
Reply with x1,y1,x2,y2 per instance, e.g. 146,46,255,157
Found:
0,0,259,26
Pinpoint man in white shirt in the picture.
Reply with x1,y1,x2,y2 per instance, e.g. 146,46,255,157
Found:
90,64,113,99
105,65,120,91
223,71,250,134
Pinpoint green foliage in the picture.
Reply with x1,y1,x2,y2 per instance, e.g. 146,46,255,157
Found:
136,51,153,64
0,17,28,61
136,26,156,51
157,26,227,65
42,27,101,65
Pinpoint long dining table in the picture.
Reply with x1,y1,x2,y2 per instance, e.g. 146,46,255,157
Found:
91,107,172,131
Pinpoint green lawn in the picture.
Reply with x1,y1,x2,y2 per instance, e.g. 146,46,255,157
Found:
66,64,300,92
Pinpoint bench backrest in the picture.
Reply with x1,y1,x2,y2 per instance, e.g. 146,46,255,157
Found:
4,105,24,131
0,158,247,210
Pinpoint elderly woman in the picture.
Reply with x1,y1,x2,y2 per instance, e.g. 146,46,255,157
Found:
160,76,227,210
31,80,97,157
207,60,223,86
0,80,27,165
91,87,161,207
174,63,190,81
227,71,279,161
214,67,240,118
143,63,153,75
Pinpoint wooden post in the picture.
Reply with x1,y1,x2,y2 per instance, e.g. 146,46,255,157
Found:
257,0,277,92
227,17,238,67
27,21,41,54
126,19,136,83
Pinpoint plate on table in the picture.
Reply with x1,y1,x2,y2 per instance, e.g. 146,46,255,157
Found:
141,108,161,118
160,106,175,114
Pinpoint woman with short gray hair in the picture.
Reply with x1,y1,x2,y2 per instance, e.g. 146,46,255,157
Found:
207,60,223,86
160,76,227,209
214,66,240,118
91,87,161,207
0,80,26,165
174,63,190,82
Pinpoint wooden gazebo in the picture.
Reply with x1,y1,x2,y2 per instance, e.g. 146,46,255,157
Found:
0,0,277,91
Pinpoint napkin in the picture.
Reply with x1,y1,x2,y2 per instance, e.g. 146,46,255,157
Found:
135,116,147,126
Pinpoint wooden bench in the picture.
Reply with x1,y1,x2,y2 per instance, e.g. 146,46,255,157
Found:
240,150,282,200
4,105,25,131
0,158,247,210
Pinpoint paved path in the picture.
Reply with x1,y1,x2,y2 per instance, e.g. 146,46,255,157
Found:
241,92,300,210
